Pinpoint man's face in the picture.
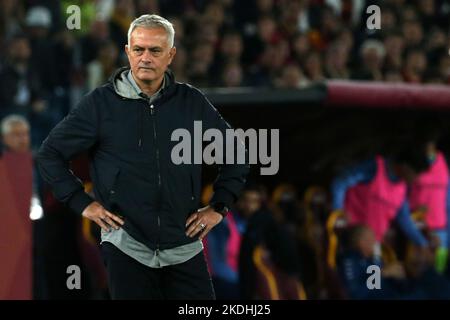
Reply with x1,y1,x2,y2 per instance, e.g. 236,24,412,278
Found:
2,123,30,152
125,27,176,84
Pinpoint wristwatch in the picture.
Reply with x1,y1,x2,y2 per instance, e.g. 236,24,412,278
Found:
211,202,229,217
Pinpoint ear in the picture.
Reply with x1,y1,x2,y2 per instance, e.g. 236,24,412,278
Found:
168,46,177,65
125,44,130,58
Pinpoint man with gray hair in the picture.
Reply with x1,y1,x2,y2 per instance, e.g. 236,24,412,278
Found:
37,14,249,299
1,114,31,153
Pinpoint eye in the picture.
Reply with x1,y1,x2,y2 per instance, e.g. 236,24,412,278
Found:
151,48,162,56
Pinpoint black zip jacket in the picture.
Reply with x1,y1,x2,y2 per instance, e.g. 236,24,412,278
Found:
37,67,250,250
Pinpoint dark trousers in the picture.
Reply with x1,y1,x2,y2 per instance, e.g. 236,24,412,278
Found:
101,242,215,300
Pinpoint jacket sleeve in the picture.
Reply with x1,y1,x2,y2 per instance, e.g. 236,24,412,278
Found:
395,201,428,246
36,94,99,215
200,92,250,209
206,220,238,281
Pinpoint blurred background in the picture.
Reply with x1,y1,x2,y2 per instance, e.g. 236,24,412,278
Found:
0,0,450,300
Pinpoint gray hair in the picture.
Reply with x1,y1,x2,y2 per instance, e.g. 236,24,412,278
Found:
1,114,30,136
127,14,175,48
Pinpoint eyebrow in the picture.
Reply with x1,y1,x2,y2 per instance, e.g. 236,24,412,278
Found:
132,45,163,50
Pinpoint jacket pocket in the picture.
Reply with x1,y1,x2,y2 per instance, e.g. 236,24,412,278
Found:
108,169,120,203
96,163,120,205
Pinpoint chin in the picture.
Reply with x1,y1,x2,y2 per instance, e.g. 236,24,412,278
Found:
138,71,158,81
136,74,155,82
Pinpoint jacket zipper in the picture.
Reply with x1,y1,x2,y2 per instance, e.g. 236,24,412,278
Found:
150,103,162,256
156,216,160,257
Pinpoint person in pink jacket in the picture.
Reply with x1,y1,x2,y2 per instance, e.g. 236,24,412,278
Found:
409,138,450,273
331,145,430,262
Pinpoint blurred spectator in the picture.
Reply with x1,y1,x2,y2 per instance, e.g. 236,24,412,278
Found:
0,113,47,300
25,6,58,94
135,0,160,16
279,0,302,38
324,41,350,79
242,15,279,67
401,5,420,22
168,16,185,47
0,0,24,49
210,29,244,81
403,244,450,299
233,0,277,33
0,112,44,196
437,49,450,84
247,39,289,87
79,19,111,65
170,45,188,83
335,27,354,54
187,43,215,87
203,1,226,30
52,30,76,89
217,30,243,65
318,5,342,46
0,34,41,117
403,48,428,83
408,133,450,274
239,190,303,299
352,39,385,81
1,114,30,153
402,20,424,50
384,68,404,83
109,0,136,47
271,183,302,226
417,0,438,31
0,32,58,151
383,31,405,71
380,5,399,34
331,149,430,262
325,0,366,27
207,185,263,299
304,51,325,82
337,225,407,299
86,40,119,91
291,32,311,65
425,26,447,56
193,18,220,47
276,63,308,88
220,62,244,87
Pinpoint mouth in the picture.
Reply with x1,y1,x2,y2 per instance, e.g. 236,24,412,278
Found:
139,67,154,71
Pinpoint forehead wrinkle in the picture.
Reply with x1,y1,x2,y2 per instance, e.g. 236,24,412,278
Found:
130,28,169,47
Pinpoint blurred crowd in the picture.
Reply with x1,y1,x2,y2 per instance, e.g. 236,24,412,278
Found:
205,133,450,300
1,0,450,152
4,109,450,299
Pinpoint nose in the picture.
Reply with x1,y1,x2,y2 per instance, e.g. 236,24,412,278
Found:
141,49,152,64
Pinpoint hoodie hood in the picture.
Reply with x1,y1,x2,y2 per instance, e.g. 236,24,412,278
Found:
109,66,175,100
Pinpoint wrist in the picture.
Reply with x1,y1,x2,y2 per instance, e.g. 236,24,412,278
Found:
210,202,229,217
